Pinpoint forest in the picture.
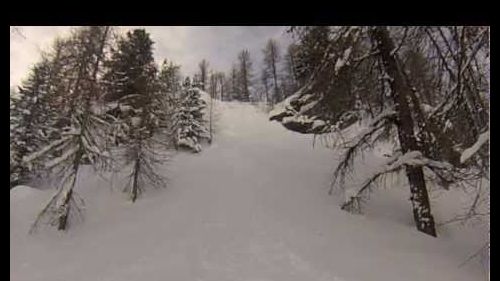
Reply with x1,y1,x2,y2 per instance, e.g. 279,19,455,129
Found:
10,26,489,281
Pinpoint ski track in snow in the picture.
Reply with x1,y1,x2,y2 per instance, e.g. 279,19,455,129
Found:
11,101,487,281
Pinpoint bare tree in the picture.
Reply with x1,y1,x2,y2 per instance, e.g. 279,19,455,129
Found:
282,43,299,98
263,39,282,104
237,49,252,102
261,68,270,104
208,72,217,143
198,59,209,91
217,72,225,101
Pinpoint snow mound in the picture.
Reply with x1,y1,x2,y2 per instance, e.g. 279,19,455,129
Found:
10,185,41,202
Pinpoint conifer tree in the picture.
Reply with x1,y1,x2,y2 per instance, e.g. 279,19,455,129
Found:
237,50,253,102
10,58,54,188
103,29,167,202
173,78,210,152
26,26,112,232
271,26,489,237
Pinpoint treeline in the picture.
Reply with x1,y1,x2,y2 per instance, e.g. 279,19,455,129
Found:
191,38,300,106
10,27,210,231
270,26,489,238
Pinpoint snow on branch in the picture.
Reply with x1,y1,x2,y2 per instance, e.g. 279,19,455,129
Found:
22,136,73,165
330,109,397,195
45,146,78,170
269,90,329,134
341,151,454,212
460,130,489,164
270,29,367,135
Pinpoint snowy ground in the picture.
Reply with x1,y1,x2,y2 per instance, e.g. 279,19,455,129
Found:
11,101,488,281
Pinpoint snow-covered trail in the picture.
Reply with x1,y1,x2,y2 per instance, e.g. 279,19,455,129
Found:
11,101,487,281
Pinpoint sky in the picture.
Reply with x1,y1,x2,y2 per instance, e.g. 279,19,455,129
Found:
10,26,294,89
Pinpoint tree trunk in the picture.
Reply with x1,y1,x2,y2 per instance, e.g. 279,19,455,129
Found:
370,27,437,237
264,79,270,105
58,181,74,231
58,149,81,231
131,153,140,202
209,77,214,144
219,75,225,101
271,55,280,103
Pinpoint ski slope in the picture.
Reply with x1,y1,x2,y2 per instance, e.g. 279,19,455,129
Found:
11,101,488,281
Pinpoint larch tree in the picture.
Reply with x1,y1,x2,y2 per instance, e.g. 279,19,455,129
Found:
216,72,226,101
271,26,489,238
198,59,209,91
281,43,300,99
262,39,282,104
208,71,218,143
260,67,271,105
237,49,252,102
26,26,112,232
229,65,239,101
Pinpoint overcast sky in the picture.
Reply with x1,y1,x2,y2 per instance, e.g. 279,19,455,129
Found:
10,26,294,89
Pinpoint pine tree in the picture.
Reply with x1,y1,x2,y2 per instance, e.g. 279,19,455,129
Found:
173,78,210,152
157,59,182,145
158,59,182,102
10,59,53,188
293,26,331,86
10,45,68,189
103,29,167,202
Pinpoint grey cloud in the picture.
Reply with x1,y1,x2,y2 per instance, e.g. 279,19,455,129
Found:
10,26,293,88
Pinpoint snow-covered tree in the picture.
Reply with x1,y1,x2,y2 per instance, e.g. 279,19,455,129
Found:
10,58,55,188
158,59,182,103
173,78,210,152
271,26,489,237
157,59,182,145
10,35,80,189
103,29,167,202
26,26,112,232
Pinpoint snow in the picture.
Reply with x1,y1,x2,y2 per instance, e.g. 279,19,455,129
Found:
22,136,72,164
45,146,78,169
460,130,489,163
421,103,434,115
334,47,352,74
130,116,141,127
11,101,488,281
